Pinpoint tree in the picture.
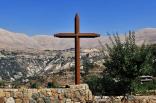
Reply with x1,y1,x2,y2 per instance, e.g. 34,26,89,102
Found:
82,54,94,76
102,31,153,94
149,44,156,76
84,75,102,95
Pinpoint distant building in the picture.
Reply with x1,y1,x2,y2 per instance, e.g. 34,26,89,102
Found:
140,75,153,84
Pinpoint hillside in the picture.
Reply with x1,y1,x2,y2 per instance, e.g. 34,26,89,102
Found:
0,28,156,50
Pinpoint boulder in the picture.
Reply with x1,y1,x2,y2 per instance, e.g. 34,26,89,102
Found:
6,97,15,103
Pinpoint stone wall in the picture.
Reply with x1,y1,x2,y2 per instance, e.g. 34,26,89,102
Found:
0,84,92,103
94,95,156,103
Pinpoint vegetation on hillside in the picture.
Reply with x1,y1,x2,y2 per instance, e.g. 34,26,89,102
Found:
85,31,156,96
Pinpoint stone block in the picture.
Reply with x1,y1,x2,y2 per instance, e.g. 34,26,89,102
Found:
28,89,37,94
15,99,22,103
27,92,33,98
40,90,47,96
0,97,5,103
22,98,29,103
58,94,63,100
69,84,89,90
46,91,52,96
13,91,23,98
85,89,92,101
6,97,15,103
5,92,11,98
29,98,37,103
79,84,89,90
43,97,51,103
57,88,65,94
51,89,57,96
37,98,45,103
23,92,29,98
32,93,40,100
66,99,71,102
0,90,5,97
4,89,11,92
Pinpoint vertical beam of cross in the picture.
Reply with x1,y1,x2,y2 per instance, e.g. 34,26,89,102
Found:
54,13,100,85
75,14,80,84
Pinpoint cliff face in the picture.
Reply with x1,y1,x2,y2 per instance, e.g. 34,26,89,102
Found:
0,48,104,83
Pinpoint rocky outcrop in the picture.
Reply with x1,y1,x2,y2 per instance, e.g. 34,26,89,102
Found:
0,48,104,85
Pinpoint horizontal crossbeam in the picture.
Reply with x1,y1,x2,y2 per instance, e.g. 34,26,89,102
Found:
54,33,100,38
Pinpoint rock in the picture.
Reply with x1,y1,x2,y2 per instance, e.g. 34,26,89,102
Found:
27,91,33,98
46,92,52,96
5,92,11,98
74,90,82,102
29,98,37,103
51,89,57,96
6,97,15,103
0,97,5,103
70,84,89,90
22,98,29,103
79,90,85,96
15,99,22,103
57,89,65,94
58,94,63,100
32,93,40,100
66,99,72,103
0,89,5,97
37,98,45,103
53,96,59,103
85,89,92,101
50,97,54,102
43,97,51,103
13,91,23,98
39,93,45,98
64,91,72,98
142,99,147,103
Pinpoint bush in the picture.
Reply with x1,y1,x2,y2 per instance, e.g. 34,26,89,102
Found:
47,82,59,88
102,32,153,95
12,80,21,88
101,75,131,96
31,82,41,88
0,80,5,87
85,75,132,96
84,75,102,96
133,80,156,94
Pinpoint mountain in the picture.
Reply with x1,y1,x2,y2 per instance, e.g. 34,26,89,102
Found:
0,48,104,85
0,28,156,50
135,28,156,44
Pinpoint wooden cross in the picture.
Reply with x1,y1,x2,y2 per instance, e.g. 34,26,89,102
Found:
54,13,100,84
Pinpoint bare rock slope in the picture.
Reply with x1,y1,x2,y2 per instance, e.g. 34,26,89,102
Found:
0,28,156,50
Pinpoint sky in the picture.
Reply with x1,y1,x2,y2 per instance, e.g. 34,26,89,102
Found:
0,0,156,36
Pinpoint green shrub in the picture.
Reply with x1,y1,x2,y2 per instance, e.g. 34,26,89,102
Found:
47,82,59,88
85,75,132,96
0,80,5,87
84,75,102,95
12,80,21,88
31,82,41,88
132,80,156,94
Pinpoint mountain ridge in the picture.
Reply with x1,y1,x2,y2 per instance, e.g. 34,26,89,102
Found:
0,28,156,50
